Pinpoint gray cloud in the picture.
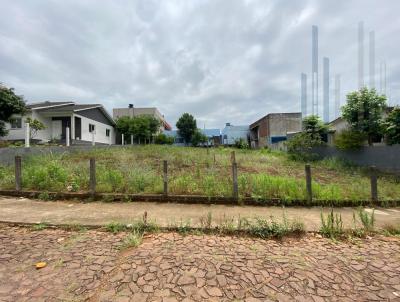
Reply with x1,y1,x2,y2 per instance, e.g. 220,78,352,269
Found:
0,0,399,128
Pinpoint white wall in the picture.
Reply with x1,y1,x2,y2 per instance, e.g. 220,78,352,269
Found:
31,111,53,141
2,111,115,145
74,113,115,144
2,114,31,141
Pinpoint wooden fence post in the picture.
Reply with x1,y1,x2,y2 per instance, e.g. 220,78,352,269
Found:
232,161,238,201
305,164,312,203
163,160,168,197
370,166,378,202
231,151,236,164
89,158,96,195
15,156,22,191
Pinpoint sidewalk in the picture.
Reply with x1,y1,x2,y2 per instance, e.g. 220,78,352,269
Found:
1,196,399,231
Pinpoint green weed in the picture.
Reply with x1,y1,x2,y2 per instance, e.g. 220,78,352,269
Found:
320,209,344,239
119,231,143,250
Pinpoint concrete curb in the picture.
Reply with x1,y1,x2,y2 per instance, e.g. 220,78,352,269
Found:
1,190,399,207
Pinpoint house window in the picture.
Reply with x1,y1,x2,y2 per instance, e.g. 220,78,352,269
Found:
10,118,22,129
89,124,95,133
106,129,110,137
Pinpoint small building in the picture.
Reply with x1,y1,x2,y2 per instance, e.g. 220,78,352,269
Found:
113,105,172,131
2,101,116,145
221,123,249,146
249,113,302,148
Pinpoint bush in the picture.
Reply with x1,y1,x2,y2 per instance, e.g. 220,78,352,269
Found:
334,129,366,150
191,129,208,147
24,161,68,191
234,138,249,149
286,132,324,161
154,133,174,145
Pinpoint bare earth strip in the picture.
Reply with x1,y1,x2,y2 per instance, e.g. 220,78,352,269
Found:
0,225,400,301
0,196,400,231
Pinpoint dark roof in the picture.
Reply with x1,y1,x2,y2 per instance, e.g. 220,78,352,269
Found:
27,101,74,109
37,104,102,113
27,101,115,125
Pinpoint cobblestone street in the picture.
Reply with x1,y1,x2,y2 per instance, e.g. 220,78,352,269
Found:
0,224,399,301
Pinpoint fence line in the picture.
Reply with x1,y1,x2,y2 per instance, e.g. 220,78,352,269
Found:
11,155,382,203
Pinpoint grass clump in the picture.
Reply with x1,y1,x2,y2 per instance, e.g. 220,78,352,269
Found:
382,224,400,236
105,222,127,233
31,223,49,231
119,231,143,250
247,216,305,239
320,209,344,239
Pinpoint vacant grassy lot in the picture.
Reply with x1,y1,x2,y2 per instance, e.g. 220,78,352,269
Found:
0,145,399,202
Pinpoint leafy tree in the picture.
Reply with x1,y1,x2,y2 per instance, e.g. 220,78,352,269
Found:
154,133,174,145
384,106,400,145
176,113,197,144
302,115,329,141
334,129,366,150
342,88,386,145
0,84,26,137
115,115,160,144
26,117,46,139
191,129,208,147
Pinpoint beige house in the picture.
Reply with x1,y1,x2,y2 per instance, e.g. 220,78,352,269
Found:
113,105,171,131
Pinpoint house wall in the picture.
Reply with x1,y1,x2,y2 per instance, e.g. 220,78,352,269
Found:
2,112,53,142
74,113,115,144
267,114,302,138
249,113,301,148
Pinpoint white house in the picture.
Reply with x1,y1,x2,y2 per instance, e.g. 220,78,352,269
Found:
2,101,116,145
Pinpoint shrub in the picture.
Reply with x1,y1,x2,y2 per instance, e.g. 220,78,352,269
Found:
334,129,366,150
154,133,174,145
191,129,208,147
234,138,249,149
286,132,324,161
24,161,68,191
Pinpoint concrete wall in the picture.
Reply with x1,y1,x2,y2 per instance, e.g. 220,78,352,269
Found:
268,113,302,137
312,145,400,173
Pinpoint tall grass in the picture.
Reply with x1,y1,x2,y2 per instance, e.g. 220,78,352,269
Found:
0,145,399,201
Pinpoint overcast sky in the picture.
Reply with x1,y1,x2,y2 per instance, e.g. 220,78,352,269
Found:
0,0,399,128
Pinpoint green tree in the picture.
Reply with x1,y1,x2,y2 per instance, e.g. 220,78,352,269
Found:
191,129,208,147
302,115,329,141
384,106,400,145
342,88,386,145
154,133,174,145
0,84,26,137
26,117,46,139
334,129,366,150
176,113,197,144
115,115,160,144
